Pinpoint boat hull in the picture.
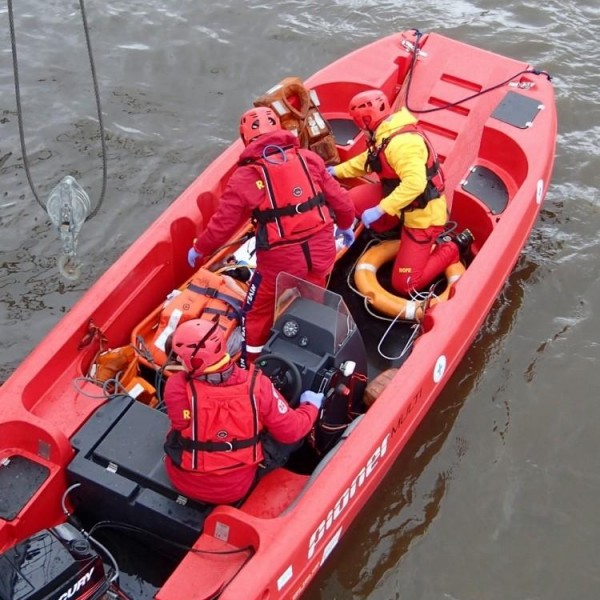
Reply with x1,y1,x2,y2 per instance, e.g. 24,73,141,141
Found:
0,29,556,600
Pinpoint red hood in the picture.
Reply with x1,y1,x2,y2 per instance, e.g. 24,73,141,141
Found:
239,130,300,162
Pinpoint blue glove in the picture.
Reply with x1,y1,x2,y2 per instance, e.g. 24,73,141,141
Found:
326,166,337,177
300,390,324,409
335,227,355,248
361,205,385,228
187,247,203,268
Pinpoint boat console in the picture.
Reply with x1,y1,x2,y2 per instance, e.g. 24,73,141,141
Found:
259,274,368,452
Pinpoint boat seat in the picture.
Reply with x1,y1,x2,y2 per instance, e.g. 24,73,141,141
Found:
491,91,545,129
329,118,361,147
461,165,509,214
67,395,212,546
241,469,309,519
0,453,50,521
242,413,365,519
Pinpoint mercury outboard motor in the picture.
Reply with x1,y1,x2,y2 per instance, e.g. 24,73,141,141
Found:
0,523,114,600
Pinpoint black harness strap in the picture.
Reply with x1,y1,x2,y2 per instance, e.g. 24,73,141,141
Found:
253,192,325,224
301,240,313,270
374,125,444,209
181,436,259,452
381,177,440,210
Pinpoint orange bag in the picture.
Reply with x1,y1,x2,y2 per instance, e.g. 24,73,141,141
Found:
91,345,157,406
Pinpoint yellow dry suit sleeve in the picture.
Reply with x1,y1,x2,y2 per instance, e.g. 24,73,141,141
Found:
331,150,370,179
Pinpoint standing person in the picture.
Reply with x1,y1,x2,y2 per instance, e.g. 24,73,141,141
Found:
163,318,324,505
187,106,356,357
328,89,473,296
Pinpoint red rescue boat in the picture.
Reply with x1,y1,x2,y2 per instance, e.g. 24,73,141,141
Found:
0,29,556,600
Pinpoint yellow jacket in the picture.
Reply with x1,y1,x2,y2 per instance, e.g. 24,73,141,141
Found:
333,107,448,229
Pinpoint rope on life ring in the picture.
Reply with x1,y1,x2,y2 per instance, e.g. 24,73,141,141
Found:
353,239,465,320
280,80,311,120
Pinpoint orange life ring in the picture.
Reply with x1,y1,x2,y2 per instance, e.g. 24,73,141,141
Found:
254,76,312,133
354,239,465,320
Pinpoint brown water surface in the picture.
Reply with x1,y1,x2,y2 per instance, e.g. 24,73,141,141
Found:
1,2,598,599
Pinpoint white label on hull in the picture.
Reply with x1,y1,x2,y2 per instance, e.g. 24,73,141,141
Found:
321,527,342,565
536,179,545,204
277,565,293,591
214,521,230,542
433,355,446,383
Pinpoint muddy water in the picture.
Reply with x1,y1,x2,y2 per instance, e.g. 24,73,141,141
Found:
1,1,599,598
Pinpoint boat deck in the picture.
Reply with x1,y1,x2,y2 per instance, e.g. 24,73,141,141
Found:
329,230,426,377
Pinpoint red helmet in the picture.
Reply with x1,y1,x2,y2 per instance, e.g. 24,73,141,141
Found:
348,90,391,131
239,107,281,144
171,319,230,375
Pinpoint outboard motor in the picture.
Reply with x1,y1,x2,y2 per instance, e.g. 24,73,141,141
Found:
0,523,114,600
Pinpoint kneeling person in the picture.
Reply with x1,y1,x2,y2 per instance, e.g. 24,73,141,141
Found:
163,318,323,505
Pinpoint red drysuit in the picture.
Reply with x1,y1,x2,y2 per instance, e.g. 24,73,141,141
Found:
164,364,318,504
192,129,355,352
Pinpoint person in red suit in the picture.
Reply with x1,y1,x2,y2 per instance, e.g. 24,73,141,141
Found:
328,89,473,295
187,106,356,356
163,318,323,505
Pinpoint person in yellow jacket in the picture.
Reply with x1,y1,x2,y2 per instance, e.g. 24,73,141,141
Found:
328,89,473,296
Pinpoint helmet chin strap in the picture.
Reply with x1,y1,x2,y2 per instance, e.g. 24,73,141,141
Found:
202,353,232,374
365,129,377,144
